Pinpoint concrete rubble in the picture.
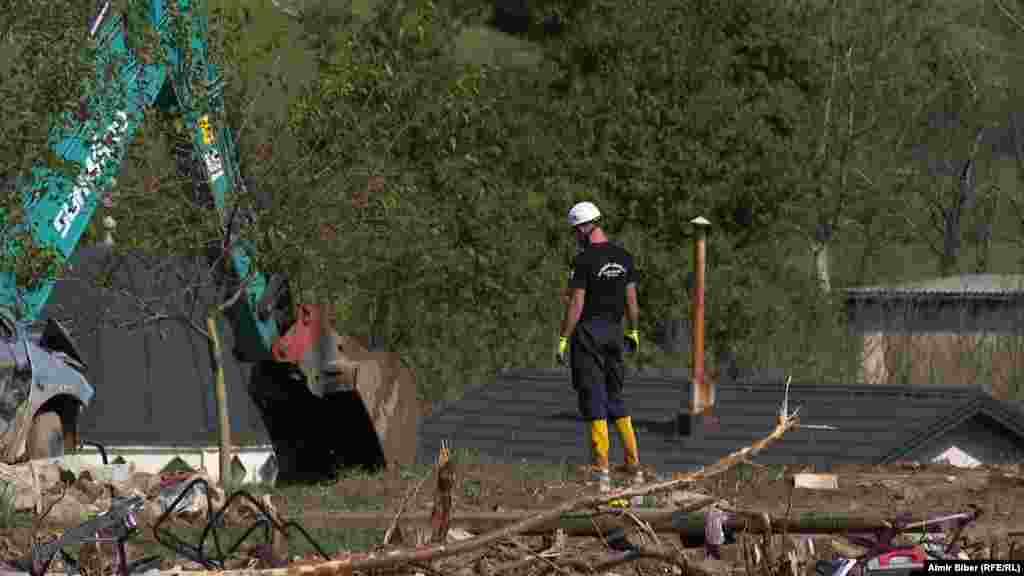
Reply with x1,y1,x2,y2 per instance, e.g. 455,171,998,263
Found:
0,455,225,525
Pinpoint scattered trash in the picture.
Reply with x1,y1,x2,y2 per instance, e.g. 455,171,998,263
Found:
156,473,211,516
445,527,474,542
0,404,1015,575
4,495,147,576
794,472,839,490
932,446,982,469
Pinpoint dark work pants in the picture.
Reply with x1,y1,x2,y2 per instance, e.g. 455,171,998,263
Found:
570,318,627,422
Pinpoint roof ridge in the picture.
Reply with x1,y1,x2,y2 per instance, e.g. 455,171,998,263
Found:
973,394,1024,436
720,381,980,396
876,390,1024,464
845,273,1024,299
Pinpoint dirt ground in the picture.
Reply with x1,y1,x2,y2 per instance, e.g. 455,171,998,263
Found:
2,460,1023,575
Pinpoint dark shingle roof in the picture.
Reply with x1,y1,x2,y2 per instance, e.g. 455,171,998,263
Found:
879,394,1024,463
38,246,271,446
417,369,1024,472
845,275,1024,302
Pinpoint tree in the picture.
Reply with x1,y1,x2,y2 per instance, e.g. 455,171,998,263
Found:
7,0,1020,407
894,1,1015,276
774,0,1003,290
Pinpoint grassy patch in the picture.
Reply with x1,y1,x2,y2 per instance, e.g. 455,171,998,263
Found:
273,483,386,514
450,26,543,69
514,458,573,485
0,481,31,530
447,447,575,486
448,447,498,468
396,462,434,481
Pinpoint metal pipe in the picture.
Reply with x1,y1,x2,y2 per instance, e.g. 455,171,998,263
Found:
690,217,712,417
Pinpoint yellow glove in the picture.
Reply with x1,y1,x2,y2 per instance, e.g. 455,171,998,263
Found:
556,336,568,365
625,329,640,354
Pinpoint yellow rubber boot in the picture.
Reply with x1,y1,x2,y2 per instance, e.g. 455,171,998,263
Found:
588,419,610,471
613,416,640,470
613,416,643,507
588,420,611,492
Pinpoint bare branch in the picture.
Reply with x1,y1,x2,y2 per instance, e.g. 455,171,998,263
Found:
218,269,259,314
382,470,431,547
992,0,1024,34
158,413,800,576
816,0,841,162
269,0,302,19
901,210,943,257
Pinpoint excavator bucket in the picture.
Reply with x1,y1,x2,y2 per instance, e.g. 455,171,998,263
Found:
249,305,419,483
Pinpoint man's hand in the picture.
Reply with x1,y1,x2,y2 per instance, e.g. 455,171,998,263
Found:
625,329,640,355
556,336,568,365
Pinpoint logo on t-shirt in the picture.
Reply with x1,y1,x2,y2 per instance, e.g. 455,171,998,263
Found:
597,263,626,279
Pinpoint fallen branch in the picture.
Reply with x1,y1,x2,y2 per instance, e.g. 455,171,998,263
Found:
381,469,431,547
676,509,974,540
113,412,801,576
555,543,712,576
30,480,70,550
504,537,572,576
486,554,537,575
146,502,966,549
610,543,705,573
301,504,716,536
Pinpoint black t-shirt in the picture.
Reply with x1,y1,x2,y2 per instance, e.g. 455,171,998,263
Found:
568,242,635,323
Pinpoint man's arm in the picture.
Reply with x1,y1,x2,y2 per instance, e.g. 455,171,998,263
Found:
625,282,639,330
560,288,585,339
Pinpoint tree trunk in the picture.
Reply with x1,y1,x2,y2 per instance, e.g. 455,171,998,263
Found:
811,241,831,293
812,221,834,293
940,131,984,276
207,314,232,487
974,200,994,274
940,207,962,276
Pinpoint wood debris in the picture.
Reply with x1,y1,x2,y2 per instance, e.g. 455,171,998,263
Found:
1,406,1013,576
792,473,837,490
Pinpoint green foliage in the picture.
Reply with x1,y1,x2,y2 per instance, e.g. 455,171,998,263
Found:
0,481,20,529
2,0,1021,405
0,2,101,301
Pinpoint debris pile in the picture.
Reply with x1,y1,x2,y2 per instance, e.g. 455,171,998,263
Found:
0,457,225,526
0,407,1021,575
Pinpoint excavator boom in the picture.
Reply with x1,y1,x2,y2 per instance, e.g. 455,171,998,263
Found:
0,0,419,479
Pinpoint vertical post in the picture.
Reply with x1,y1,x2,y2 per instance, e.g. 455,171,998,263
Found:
692,217,707,414
679,216,712,436
206,314,232,486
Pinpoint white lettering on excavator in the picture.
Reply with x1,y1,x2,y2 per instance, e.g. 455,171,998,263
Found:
53,111,128,239
203,149,224,181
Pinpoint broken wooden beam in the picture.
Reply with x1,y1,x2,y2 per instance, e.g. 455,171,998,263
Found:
300,508,701,536
296,507,960,539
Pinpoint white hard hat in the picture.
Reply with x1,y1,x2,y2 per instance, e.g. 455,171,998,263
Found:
567,201,601,227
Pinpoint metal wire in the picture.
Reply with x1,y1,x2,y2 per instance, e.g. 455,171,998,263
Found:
152,477,330,569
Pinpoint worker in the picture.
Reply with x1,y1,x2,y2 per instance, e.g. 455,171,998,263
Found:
556,201,642,493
